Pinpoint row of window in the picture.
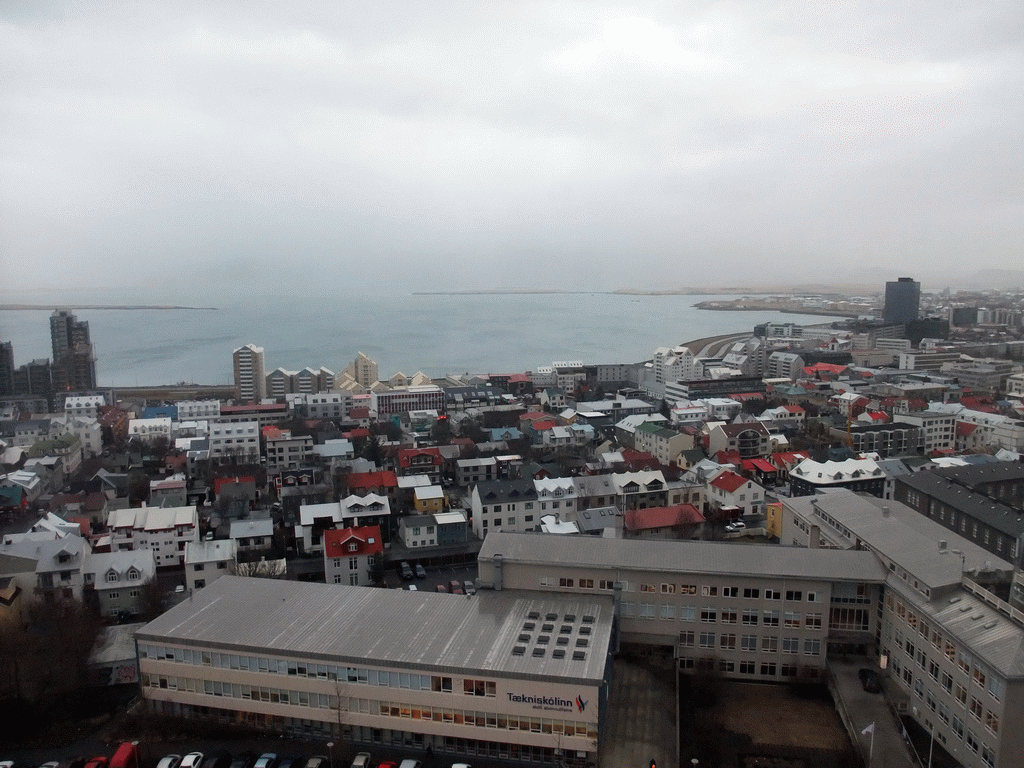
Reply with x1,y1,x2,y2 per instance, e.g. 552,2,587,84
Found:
620,603,824,629
678,658,822,679
679,632,821,655
139,647,495,697
142,675,594,739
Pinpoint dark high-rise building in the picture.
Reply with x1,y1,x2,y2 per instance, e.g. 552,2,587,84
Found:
12,358,54,409
49,310,97,391
0,341,13,396
883,277,921,324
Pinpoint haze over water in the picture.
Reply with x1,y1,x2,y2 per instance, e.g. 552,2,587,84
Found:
1,289,826,387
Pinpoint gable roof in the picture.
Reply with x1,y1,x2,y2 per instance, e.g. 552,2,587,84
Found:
710,470,748,493
623,504,704,531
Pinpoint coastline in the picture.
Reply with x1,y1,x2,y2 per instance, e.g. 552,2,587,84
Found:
0,304,219,311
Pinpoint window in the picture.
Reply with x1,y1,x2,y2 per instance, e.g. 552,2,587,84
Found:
463,679,496,697
760,662,777,676
740,634,757,651
559,577,574,588
660,604,676,620
763,610,779,627
719,634,737,650
431,676,453,693
108,591,119,599
782,637,799,654
722,586,738,597
765,589,781,600
805,613,822,629
784,612,801,628
785,590,802,601
721,609,737,624
699,632,716,649
680,606,696,622
579,578,594,589
702,586,718,597
641,583,656,593
743,588,760,599
761,636,778,652
984,710,999,735
660,583,675,594
941,672,953,693
701,608,717,623
680,583,697,594
679,631,695,647
742,610,758,625
804,639,821,656
969,697,983,720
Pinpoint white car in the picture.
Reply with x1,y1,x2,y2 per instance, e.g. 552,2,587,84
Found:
724,520,747,532
181,755,204,768
350,754,371,768
157,756,182,768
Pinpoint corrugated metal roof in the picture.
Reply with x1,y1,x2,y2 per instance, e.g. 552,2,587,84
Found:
888,579,1024,679
138,576,612,685
479,531,887,583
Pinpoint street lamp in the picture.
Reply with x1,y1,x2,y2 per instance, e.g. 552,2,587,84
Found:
691,760,699,768
327,742,334,768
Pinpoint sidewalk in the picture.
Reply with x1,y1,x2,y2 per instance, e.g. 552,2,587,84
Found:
829,659,916,768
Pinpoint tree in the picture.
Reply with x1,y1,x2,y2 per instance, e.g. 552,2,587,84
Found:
231,559,287,579
429,418,453,444
659,399,671,419
361,435,383,464
138,578,172,621
368,552,386,585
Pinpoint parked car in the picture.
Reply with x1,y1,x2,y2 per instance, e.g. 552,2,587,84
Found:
82,758,109,768
201,753,232,768
449,579,464,594
398,761,422,768
435,584,447,593
156,757,181,768
253,756,277,768
57,759,86,768
350,753,371,768
463,580,476,595
109,747,140,768
414,564,427,579
180,755,204,768
276,756,305,768
724,520,746,532
399,561,414,580
228,754,256,768
452,763,472,768
405,584,418,591
378,762,398,768
303,758,328,768
859,668,881,693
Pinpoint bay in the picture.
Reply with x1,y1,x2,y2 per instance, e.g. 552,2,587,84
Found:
0,289,828,387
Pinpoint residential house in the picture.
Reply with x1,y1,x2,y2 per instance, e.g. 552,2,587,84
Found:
413,485,445,514
397,447,445,484
230,518,275,553
398,514,438,549
323,525,383,586
106,505,200,568
184,539,237,592
469,479,540,538
707,470,765,518
707,422,773,460
296,494,391,555
789,458,886,498
83,549,156,618
622,504,704,539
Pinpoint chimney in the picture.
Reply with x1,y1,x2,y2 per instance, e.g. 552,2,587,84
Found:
882,506,890,518
494,554,503,591
809,524,820,548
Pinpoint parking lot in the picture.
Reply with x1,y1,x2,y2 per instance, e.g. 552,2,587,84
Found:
384,562,479,595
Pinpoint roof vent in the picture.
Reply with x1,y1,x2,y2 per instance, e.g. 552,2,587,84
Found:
512,646,525,656
983,620,998,629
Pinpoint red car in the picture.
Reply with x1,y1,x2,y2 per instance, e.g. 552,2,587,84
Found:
449,579,464,594
435,584,447,593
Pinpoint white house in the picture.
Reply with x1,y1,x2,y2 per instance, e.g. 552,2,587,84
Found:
106,505,200,568
184,539,237,592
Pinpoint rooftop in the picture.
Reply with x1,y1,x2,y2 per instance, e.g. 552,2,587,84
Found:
138,575,613,684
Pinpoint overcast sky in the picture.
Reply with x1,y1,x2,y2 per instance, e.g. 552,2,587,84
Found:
2,0,1021,295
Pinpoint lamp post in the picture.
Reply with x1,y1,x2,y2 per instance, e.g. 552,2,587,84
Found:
327,742,334,768
691,760,699,768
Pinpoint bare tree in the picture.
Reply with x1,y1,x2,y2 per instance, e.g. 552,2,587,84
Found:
231,559,287,579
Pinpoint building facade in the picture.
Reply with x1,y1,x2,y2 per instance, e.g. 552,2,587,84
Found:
233,344,267,403
136,577,611,765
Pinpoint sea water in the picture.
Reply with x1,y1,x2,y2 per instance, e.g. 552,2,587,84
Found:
0,289,827,387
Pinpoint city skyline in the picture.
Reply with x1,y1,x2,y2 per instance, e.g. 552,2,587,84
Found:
2,1,1022,295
